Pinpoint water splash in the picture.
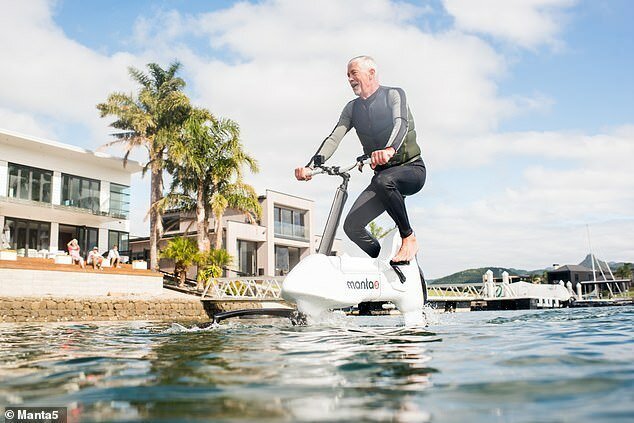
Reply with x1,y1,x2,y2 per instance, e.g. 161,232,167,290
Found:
165,322,220,333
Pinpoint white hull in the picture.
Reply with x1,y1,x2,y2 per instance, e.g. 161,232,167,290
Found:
282,233,425,325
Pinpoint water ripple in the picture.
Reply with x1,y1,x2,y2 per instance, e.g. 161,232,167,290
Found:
0,306,632,422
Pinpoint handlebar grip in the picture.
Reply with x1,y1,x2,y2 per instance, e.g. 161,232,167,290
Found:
307,167,325,177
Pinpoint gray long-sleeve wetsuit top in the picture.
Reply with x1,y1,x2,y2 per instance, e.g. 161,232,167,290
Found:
308,85,421,171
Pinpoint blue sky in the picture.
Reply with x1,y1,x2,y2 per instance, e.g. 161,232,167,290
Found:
1,0,632,277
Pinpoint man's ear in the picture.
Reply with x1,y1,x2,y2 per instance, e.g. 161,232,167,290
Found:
369,68,376,79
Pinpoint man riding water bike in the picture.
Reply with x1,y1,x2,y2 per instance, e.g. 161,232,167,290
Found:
295,55,426,263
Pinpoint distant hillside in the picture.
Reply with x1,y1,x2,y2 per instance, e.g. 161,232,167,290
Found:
578,254,627,272
430,255,631,285
430,267,536,285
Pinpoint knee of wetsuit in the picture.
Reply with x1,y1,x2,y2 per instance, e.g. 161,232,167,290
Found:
368,246,381,259
343,215,359,238
372,172,396,191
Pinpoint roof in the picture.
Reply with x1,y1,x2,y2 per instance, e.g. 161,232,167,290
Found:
0,127,143,173
551,264,594,273
261,189,314,203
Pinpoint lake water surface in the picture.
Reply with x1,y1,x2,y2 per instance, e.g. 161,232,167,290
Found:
1,306,632,422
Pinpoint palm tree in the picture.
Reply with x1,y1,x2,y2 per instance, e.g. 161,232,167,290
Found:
160,236,199,287
97,62,191,271
210,181,261,250
163,108,217,252
207,118,261,250
166,111,260,252
197,248,233,289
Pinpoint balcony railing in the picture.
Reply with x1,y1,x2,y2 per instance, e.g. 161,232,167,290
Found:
274,221,308,240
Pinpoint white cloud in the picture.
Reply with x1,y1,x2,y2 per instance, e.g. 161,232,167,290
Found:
409,127,634,276
0,108,55,139
442,0,576,48
0,0,144,146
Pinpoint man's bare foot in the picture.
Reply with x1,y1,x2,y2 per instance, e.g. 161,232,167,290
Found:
392,233,418,262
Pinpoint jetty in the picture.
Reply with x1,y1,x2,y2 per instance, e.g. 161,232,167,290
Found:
172,269,632,315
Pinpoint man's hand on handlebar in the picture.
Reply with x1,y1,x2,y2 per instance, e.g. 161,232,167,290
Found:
295,167,313,181
371,147,395,168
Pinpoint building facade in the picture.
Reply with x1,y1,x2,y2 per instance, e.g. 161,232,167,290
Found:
547,264,597,285
0,129,141,258
131,189,342,277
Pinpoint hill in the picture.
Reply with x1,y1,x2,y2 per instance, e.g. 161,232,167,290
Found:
430,267,536,285
430,255,631,285
578,254,627,272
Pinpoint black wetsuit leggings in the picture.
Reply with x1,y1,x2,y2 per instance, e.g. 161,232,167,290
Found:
343,160,426,258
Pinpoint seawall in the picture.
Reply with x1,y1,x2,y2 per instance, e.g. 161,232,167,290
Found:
0,292,272,323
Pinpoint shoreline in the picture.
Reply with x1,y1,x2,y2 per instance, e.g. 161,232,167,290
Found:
0,289,277,323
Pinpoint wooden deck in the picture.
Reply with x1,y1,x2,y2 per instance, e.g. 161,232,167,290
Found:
0,256,157,277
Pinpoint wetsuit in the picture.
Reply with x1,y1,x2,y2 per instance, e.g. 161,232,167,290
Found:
308,86,426,258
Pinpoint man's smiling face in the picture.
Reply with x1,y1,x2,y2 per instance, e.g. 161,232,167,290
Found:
347,61,375,97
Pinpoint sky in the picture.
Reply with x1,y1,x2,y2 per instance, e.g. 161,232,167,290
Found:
0,0,632,278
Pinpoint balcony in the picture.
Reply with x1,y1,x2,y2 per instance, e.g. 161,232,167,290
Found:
0,196,122,225
274,221,308,241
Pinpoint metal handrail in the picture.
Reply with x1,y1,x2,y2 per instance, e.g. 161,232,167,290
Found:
200,276,285,300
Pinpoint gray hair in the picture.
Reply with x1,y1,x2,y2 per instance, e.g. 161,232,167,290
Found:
348,55,378,73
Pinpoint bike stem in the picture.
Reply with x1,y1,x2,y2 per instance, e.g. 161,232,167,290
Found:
317,171,350,256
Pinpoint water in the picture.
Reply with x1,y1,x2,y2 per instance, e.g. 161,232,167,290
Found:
1,307,632,422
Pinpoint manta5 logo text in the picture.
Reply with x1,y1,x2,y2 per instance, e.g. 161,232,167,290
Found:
346,278,380,290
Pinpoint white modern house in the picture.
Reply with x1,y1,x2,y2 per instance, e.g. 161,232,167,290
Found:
0,128,142,258
131,189,343,277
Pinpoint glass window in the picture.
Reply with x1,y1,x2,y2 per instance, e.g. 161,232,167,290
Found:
275,245,301,275
274,207,281,235
41,172,52,203
3,217,51,253
18,169,29,200
237,240,257,276
273,206,307,240
7,165,19,197
275,245,289,275
162,215,180,232
58,225,99,257
108,231,130,256
31,169,41,202
109,183,130,219
289,247,300,270
62,174,100,213
86,228,99,251
6,163,53,203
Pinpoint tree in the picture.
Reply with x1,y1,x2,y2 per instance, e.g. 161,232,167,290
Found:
197,248,233,290
210,180,261,250
615,263,632,279
206,118,260,250
97,62,191,271
368,221,396,240
166,111,260,252
160,236,198,287
163,108,217,252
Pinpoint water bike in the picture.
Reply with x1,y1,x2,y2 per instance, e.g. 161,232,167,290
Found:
281,154,427,326
209,155,427,326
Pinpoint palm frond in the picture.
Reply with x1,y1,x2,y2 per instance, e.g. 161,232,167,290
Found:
127,66,152,89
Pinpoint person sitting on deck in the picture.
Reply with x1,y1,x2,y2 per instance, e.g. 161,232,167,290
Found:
107,245,121,268
67,239,85,269
87,246,104,270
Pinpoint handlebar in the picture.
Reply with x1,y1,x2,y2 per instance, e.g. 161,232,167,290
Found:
307,155,372,177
